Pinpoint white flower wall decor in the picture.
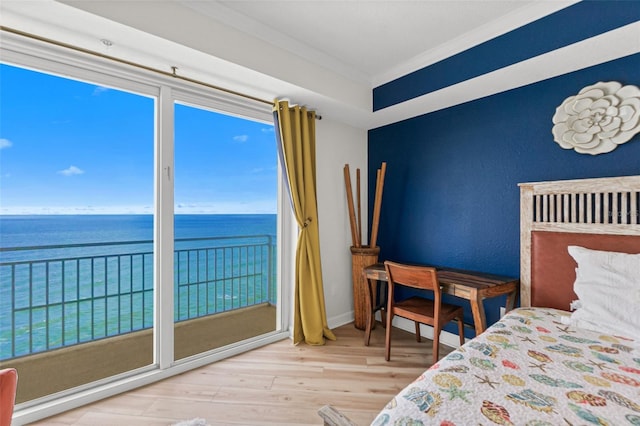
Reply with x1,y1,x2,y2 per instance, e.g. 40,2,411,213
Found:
552,81,640,155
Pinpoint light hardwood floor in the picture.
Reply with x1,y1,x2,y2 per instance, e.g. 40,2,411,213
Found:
30,322,454,426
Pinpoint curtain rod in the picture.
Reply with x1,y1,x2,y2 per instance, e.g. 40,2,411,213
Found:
1,25,322,119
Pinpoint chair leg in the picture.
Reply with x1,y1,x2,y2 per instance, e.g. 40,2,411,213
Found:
385,314,393,361
415,322,421,342
380,282,387,328
432,325,440,365
457,318,465,347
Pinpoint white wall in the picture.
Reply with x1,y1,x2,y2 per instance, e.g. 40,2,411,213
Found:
315,119,368,328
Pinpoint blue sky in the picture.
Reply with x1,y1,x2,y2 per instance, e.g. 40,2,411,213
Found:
0,63,276,215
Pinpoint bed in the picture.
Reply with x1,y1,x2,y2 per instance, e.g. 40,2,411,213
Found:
319,175,640,426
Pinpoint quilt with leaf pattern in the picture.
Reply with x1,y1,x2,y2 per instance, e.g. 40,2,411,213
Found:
371,307,640,426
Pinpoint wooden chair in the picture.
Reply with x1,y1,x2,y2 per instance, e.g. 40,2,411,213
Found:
0,368,17,426
384,261,465,364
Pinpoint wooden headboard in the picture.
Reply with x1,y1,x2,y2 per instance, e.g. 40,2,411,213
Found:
519,175,640,309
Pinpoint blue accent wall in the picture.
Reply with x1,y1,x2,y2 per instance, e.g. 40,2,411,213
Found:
373,1,640,111
368,53,640,337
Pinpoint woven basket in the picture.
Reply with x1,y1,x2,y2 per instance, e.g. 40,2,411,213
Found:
350,246,380,330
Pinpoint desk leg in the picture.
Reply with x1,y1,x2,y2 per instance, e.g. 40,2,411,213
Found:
505,288,517,313
469,288,487,337
363,276,375,346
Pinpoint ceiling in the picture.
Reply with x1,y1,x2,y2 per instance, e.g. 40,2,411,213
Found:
179,0,550,86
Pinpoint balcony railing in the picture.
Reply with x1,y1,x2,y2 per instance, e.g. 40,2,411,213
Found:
0,235,276,361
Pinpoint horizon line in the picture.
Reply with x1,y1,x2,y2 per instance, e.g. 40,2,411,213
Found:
0,212,277,216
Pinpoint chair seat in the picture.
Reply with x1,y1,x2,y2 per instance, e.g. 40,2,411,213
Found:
394,297,463,323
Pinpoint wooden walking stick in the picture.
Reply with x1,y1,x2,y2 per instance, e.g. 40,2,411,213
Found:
343,164,360,247
356,168,361,247
369,162,386,249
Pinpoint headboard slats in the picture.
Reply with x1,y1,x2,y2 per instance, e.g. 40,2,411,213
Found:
578,194,582,223
632,191,638,225
620,192,628,225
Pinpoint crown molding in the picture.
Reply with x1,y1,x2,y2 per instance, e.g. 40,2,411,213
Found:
178,0,371,85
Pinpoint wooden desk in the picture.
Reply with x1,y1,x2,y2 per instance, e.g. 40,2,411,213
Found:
362,263,518,345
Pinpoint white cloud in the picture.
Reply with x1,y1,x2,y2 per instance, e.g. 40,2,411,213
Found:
261,127,274,133
58,165,84,176
93,86,109,96
0,204,154,215
1,201,274,215
0,139,12,149
174,200,275,214
233,135,249,143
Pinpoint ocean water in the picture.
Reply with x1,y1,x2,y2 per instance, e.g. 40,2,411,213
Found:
0,214,277,360
0,214,276,248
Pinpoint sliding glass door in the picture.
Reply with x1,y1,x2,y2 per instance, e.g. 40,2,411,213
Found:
0,41,284,409
173,101,278,360
0,63,155,402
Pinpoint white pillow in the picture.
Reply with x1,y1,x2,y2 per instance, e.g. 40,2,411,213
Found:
567,245,640,342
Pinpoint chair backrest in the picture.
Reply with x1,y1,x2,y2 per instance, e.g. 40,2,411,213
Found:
384,261,442,302
0,368,18,426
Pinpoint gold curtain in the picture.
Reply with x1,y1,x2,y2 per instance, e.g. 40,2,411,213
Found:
273,100,336,345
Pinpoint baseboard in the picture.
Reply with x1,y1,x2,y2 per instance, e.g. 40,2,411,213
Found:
327,310,356,330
